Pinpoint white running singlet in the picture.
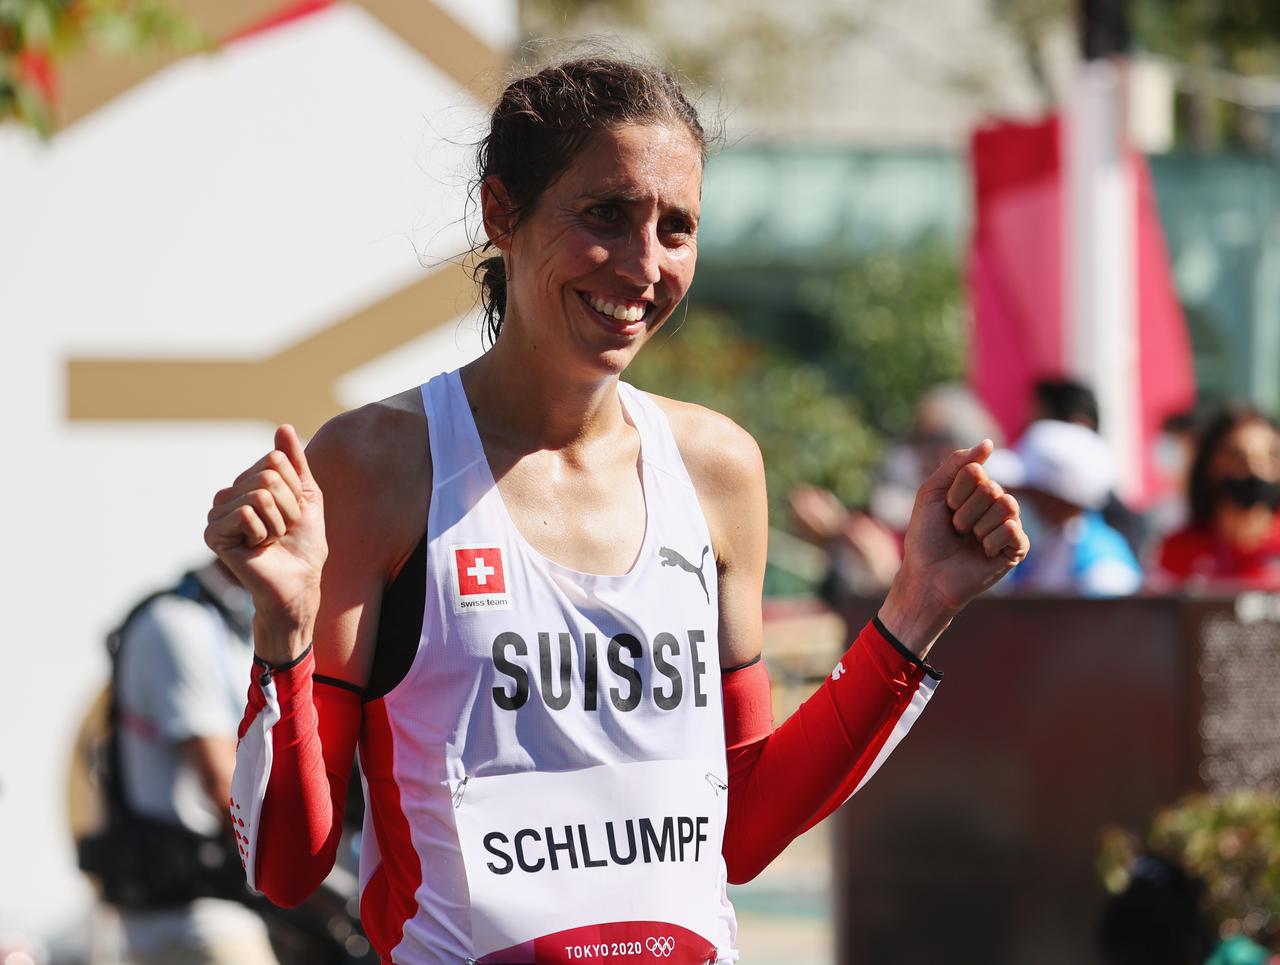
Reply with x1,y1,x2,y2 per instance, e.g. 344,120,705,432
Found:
355,370,738,964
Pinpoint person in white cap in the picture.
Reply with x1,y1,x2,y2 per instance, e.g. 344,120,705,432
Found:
986,419,1142,596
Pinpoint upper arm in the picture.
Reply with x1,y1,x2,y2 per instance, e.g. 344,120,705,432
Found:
304,392,431,688
657,398,770,669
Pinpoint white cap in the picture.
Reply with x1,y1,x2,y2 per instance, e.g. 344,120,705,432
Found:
985,419,1116,510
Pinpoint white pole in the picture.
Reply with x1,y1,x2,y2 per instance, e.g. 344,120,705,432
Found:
1064,56,1143,501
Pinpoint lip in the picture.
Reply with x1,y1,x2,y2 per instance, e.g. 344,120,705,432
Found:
578,291,651,338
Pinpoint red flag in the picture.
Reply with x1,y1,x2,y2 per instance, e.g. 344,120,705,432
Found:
968,114,1194,507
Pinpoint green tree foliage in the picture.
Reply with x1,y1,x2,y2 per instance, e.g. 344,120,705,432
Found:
996,0,1280,149
629,240,967,520
793,239,968,440
1134,0,1280,72
1099,790,1280,948
1,0,203,134
627,309,882,522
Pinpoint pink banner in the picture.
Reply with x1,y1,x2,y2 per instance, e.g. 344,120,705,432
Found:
968,115,1194,506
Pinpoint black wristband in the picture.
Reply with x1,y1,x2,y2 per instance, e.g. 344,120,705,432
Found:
872,617,943,681
253,642,314,675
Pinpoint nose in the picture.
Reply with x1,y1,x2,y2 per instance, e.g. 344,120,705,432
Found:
616,222,662,288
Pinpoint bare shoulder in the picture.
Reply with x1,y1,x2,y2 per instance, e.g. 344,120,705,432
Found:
643,393,768,667
307,387,432,577
648,393,765,500
647,393,768,573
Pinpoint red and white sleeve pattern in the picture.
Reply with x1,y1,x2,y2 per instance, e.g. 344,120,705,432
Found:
228,645,361,905
720,617,940,883
229,657,283,890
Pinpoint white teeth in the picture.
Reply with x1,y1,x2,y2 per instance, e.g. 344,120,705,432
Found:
586,295,646,323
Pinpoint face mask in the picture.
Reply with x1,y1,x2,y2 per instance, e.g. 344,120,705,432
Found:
1215,475,1280,510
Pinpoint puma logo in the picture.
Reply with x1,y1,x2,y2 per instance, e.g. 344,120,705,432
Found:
659,545,710,604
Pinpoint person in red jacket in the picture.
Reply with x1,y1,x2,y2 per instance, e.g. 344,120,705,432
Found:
203,56,1029,964
1154,405,1280,590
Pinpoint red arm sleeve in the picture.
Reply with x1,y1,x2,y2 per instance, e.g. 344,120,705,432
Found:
230,647,363,907
720,619,939,884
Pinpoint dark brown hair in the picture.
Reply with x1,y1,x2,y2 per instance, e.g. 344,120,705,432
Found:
471,56,708,345
1187,403,1280,526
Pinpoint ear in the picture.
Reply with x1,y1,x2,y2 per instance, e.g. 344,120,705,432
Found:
481,176,516,252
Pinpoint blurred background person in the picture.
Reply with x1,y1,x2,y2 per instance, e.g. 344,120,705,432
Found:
1097,854,1227,965
1030,378,1148,558
987,419,1142,597
1153,405,1280,590
1147,411,1201,543
79,561,279,965
868,382,1007,535
788,382,1002,601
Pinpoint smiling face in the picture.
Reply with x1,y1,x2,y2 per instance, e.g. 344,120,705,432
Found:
483,122,702,378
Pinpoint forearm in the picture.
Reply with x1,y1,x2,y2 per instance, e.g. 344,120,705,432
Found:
231,646,361,906
877,576,957,660
252,608,318,667
720,620,939,884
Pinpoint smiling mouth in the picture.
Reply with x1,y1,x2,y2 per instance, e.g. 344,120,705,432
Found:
580,292,654,328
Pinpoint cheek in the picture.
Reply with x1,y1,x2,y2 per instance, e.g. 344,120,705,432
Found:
665,246,697,293
512,224,608,290
558,224,611,265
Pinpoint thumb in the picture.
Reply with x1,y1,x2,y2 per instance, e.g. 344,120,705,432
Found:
923,439,994,493
274,424,316,488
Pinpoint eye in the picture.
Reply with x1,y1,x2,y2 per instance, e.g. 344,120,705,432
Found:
588,203,620,223
661,217,695,241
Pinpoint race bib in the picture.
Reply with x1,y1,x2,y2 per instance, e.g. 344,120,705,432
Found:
453,758,728,963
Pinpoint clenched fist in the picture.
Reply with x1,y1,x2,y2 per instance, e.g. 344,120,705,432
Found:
204,425,327,664
879,441,1030,656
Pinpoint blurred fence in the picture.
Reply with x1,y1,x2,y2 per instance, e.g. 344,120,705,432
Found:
826,592,1280,965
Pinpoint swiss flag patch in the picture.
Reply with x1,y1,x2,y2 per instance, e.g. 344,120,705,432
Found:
456,547,506,595
451,545,512,613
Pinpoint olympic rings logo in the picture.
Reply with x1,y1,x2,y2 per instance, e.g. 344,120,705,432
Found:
646,936,675,958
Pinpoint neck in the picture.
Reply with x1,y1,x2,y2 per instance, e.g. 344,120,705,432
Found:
461,329,627,452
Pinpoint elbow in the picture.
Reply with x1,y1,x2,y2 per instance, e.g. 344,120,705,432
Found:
258,873,323,909
255,855,333,908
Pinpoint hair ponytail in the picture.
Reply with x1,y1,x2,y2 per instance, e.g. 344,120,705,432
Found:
476,255,507,348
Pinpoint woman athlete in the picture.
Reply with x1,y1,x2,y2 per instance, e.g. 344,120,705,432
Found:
204,58,1029,964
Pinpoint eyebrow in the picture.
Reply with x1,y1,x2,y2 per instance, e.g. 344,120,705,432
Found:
580,188,699,226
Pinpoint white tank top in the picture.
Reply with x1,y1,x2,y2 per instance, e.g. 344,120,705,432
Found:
356,369,738,964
